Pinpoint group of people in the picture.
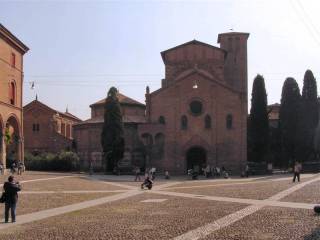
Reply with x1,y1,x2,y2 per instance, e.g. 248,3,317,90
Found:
0,161,25,175
133,166,156,190
188,165,229,180
133,166,158,182
10,161,25,175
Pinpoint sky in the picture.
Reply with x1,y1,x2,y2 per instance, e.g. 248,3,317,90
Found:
1,0,320,120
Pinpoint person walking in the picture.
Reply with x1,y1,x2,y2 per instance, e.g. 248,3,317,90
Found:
245,164,249,178
17,161,24,175
3,175,21,223
293,161,302,183
134,166,141,181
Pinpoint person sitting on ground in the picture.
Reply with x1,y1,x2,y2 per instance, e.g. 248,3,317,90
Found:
141,176,153,189
3,175,21,223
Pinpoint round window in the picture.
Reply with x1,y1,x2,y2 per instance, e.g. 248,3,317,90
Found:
189,100,203,116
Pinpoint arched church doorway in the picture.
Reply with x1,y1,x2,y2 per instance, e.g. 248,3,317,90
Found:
186,147,206,173
5,116,21,168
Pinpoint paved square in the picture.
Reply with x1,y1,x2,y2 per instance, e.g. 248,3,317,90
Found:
0,172,319,239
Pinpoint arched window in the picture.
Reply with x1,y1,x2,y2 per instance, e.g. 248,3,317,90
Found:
141,133,153,147
158,116,165,125
226,114,233,129
9,81,16,105
205,115,211,129
181,115,188,130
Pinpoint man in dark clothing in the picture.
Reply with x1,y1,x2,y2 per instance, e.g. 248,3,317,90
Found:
3,175,21,223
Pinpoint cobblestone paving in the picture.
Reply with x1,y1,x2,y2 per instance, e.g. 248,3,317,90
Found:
21,177,127,191
0,172,319,240
281,180,320,204
0,192,119,215
204,207,320,240
166,180,293,200
0,194,247,240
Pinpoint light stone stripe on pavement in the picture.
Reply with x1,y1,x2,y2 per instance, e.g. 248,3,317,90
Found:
173,205,263,240
170,175,320,240
268,176,320,201
164,174,318,190
20,190,126,194
0,175,76,188
0,190,142,231
152,190,315,210
153,181,182,190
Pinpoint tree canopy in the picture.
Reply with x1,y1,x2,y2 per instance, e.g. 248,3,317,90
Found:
101,87,125,172
248,74,269,163
279,77,301,167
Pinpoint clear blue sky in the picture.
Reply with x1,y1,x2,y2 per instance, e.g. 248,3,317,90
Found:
1,0,320,119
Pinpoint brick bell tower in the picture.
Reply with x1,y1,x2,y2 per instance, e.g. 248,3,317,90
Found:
218,32,249,94
218,32,250,171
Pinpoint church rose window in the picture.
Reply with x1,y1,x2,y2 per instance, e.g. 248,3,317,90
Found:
190,101,202,116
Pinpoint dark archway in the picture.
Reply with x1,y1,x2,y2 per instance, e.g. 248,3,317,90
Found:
5,115,21,167
186,147,206,172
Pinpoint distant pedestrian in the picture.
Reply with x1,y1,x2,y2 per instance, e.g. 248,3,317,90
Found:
150,167,156,180
164,170,170,179
245,164,249,178
3,175,21,223
293,161,302,182
0,163,3,175
10,162,16,174
17,161,24,175
134,166,141,181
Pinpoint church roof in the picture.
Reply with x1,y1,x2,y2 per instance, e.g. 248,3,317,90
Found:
75,115,146,126
161,39,226,63
90,92,145,108
0,24,29,54
23,99,82,122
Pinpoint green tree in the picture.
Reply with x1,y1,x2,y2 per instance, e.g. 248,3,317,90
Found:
101,87,125,172
279,77,301,167
297,70,318,162
248,74,269,163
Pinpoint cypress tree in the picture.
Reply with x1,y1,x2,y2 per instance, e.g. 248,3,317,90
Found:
297,70,318,162
101,87,125,172
248,74,269,163
279,77,301,167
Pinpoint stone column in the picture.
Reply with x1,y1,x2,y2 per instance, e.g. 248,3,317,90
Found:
1,132,6,169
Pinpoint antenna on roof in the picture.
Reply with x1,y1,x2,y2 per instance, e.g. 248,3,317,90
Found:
35,94,38,101
66,105,69,113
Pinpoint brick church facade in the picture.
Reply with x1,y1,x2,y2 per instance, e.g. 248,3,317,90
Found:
75,32,249,174
23,98,82,154
0,24,29,168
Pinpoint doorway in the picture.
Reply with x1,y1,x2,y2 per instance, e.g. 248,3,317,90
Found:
186,147,206,173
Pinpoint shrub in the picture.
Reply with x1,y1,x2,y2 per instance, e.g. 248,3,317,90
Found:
24,151,80,172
